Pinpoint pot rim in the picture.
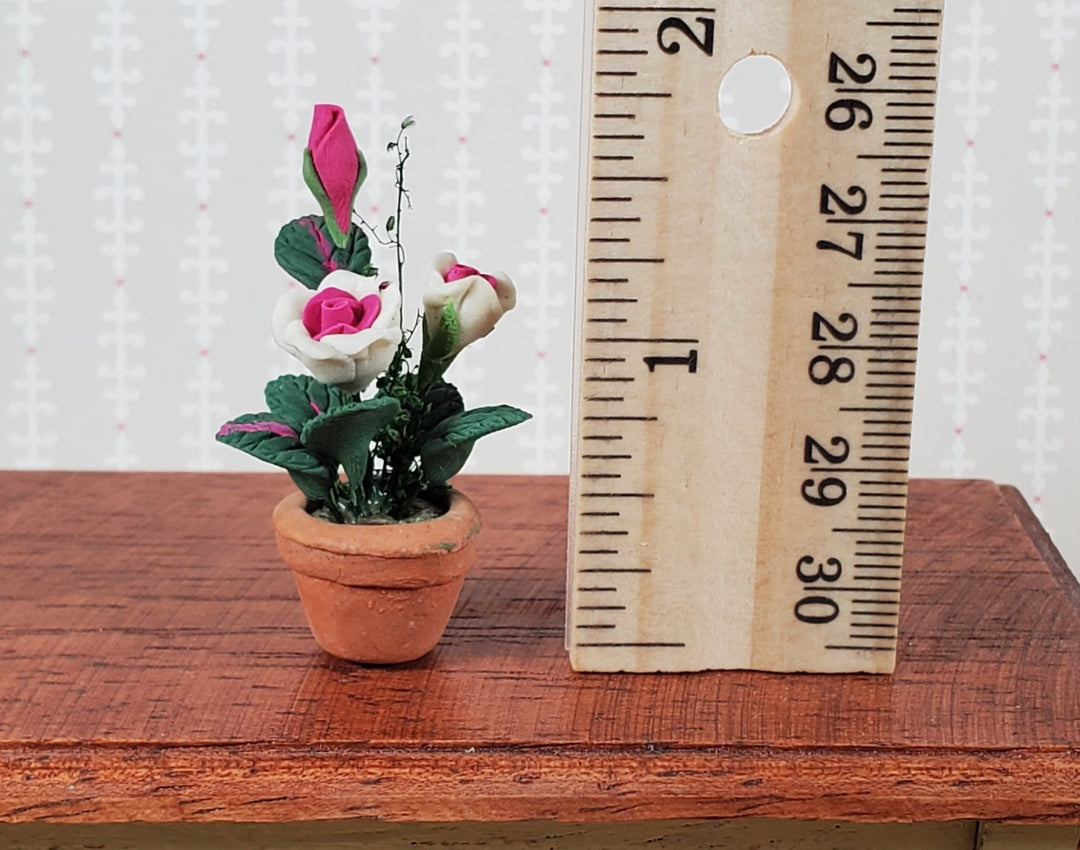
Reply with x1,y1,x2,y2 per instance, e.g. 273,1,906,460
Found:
271,488,482,561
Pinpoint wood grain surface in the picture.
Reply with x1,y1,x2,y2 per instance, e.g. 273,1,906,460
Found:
0,473,1078,824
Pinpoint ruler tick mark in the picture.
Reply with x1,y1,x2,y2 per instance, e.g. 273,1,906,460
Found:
589,257,665,264
576,642,687,649
595,91,673,99
867,20,940,26
584,416,657,422
599,5,717,12
588,337,698,344
592,175,669,182
580,492,655,499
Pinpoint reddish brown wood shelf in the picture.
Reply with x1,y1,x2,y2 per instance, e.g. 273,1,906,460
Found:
0,473,1078,825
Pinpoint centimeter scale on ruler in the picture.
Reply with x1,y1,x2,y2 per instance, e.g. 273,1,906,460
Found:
567,0,943,673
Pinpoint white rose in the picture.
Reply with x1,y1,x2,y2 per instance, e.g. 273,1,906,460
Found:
272,269,402,393
423,252,516,357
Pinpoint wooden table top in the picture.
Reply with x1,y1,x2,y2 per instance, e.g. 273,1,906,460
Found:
0,472,1077,825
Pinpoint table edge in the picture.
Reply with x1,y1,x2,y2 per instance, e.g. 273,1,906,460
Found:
3,742,1078,825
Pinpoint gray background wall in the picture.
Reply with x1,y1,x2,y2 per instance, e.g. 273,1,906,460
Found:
3,1,1077,575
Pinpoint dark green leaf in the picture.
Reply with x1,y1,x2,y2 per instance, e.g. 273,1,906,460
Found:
427,405,532,448
287,470,336,505
216,414,336,501
420,405,531,485
335,222,375,277
386,215,396,232
422,441,474,486
419,380,464,436
265,374,349,434
274,216,376,290
301,397,402,498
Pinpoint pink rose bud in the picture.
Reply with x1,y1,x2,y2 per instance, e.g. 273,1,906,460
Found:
307,104,362,238
444,263,498,290
302,287,382,341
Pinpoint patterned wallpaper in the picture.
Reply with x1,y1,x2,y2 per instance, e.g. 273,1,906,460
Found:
2,1,1077,575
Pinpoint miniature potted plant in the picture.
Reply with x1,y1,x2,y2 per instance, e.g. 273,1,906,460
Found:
217,105,529,664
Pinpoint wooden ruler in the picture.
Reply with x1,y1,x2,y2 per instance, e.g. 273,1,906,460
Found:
567,0,944,673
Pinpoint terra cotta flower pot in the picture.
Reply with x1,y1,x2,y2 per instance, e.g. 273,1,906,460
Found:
271,490,481,664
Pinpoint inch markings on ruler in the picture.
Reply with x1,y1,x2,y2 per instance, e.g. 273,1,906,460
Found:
567,0,943,673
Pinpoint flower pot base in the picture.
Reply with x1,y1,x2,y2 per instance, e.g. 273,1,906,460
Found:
272,490,481,665
291,572,467,664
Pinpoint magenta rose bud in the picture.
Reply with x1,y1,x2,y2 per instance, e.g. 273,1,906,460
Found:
303,104,367,248
444,263,498,290
301,287,383,341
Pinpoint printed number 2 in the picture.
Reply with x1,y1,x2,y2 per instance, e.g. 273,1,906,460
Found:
657,17,715,56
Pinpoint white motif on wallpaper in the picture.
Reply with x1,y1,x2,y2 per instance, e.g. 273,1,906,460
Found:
353,0,400,277
266,0,316,376
938,2,995,476
3,0,56,468
93,0,146,469
518,0,571,473
178,0,228,469
267,0,315,231
1019,0,1077,519
437,0,488,401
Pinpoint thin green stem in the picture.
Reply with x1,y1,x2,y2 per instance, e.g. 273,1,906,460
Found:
393,130,411,337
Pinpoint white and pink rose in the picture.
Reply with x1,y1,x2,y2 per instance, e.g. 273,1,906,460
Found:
423,252,516,358
272,269,401,393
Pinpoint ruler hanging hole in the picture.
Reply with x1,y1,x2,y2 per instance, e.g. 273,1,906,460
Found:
718,54,793,136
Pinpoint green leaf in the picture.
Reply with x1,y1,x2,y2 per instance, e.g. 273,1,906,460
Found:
274,216,376,290
287,470,336,505
418,302,460,388
216,414,336,502
265,374,349,434
386,215,396,232
303,150,366,250
302,148,346,247
419,380,464,436
420,405,532,485
401,115,415,130
422,441,474,487
301,397,402,500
